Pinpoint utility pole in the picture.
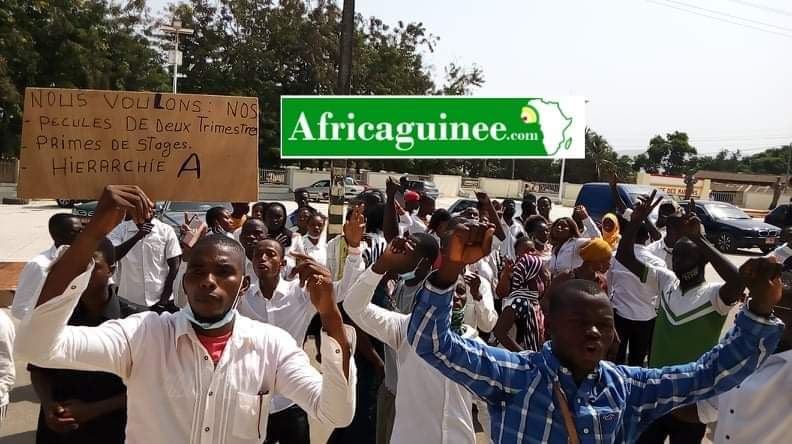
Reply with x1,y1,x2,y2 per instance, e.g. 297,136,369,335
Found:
328,0,355,240
159,19,193,94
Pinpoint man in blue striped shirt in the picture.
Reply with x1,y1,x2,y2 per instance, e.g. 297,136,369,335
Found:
407,205,784,444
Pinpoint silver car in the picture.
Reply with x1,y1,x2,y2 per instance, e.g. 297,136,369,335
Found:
301,177,366,202
159,202,232,232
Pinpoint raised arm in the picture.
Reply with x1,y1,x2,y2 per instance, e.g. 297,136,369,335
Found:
406,221,535,403
680,199,744,304
616,192,662,279
622,257,783,441
477,192,506,241
14,186,155,378
384,177,401,242
343,267,408,351
608,172,629,214
112,221,152,261
574,205,602,238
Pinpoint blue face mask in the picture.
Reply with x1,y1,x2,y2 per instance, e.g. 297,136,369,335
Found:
399,259,424,282
181,279,245,330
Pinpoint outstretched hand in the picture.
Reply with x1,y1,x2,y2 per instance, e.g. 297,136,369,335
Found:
740,256,783,317
372,236,417,275
343,204,366,248
90,185,154,236
572,205,590,222
289,252,336,315
631,190,663,222
444,220,495,265
680,198,704,240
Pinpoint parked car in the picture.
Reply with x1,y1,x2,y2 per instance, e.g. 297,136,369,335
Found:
56,199,91,208
158,202,232,233
574,183,674,225
403,178,439,200
692,200,780,253
447,198,523,220
764,204,792,230
300,177,366,201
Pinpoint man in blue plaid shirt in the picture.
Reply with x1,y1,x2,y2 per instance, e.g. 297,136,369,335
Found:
406,199,784,444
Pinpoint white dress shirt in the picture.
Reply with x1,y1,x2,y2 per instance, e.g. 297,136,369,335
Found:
398,213,427,235
698,349,792,444
109,219,182,306
548,218,601,276
646,237,673,268
238,248,364,413
14,263,357,444
608,245,668,321
462,268,498,333
343,268,477,444
301,236,328,266
10,245,59,320
0,310,15,416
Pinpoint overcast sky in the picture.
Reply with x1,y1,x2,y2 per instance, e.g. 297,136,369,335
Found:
148,0,792,156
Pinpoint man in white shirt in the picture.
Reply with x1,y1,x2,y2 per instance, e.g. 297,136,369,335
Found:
109,216,182,310
502,199,526,240
344,236,479,444
609,223,667,366
697,270,792,444
14,185,357,444
11,213,82,320
238,209,365,444
0,309,14,425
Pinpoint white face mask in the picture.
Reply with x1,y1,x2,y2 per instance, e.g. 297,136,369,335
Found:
182,278,246,330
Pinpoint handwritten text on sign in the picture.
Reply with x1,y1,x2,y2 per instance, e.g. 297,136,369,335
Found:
18,88,259,201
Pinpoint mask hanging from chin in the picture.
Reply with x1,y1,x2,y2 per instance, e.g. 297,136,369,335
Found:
181,279,245,330
678,265,703,283
399,259,424,282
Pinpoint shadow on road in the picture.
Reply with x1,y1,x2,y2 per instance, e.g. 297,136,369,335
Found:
0,430,35,444
9,385,37,404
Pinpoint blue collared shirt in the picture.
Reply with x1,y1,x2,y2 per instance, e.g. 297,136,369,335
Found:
406,280,783,444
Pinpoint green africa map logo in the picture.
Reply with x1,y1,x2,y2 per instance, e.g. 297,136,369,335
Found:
280,96,584,159
520,98,574,156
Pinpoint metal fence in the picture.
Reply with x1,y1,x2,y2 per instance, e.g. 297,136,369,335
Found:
524,181,560,195
0,159,18,183
709,191,737,205
259,168,287,185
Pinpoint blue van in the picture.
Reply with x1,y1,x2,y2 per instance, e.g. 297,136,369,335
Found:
573,183,674,224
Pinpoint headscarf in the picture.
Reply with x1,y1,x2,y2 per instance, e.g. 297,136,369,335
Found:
601,213,621,249
580,238,613,263
511,255,545,294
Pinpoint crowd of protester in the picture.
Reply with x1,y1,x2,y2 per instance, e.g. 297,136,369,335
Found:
1,175,790,444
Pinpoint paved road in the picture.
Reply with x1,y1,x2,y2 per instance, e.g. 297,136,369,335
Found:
0,198,752,443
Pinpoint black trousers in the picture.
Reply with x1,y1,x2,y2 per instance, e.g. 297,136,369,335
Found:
265,405,310,444
614,312,655,367
637,412,706,444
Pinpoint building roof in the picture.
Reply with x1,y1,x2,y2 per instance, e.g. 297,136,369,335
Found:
694,170,782,185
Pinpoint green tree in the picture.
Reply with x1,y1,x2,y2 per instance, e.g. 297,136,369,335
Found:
168,0,483,171
0,0,168,157
645,131,697,175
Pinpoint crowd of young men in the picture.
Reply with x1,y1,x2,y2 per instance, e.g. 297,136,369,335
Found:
2,175,790,444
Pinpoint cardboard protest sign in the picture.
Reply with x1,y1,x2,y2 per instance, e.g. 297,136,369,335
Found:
18,88,259,202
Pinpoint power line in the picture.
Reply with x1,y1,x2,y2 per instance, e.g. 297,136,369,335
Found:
659,0,792,32
608,134,792,142
645,0,792,39
724,0,792,17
